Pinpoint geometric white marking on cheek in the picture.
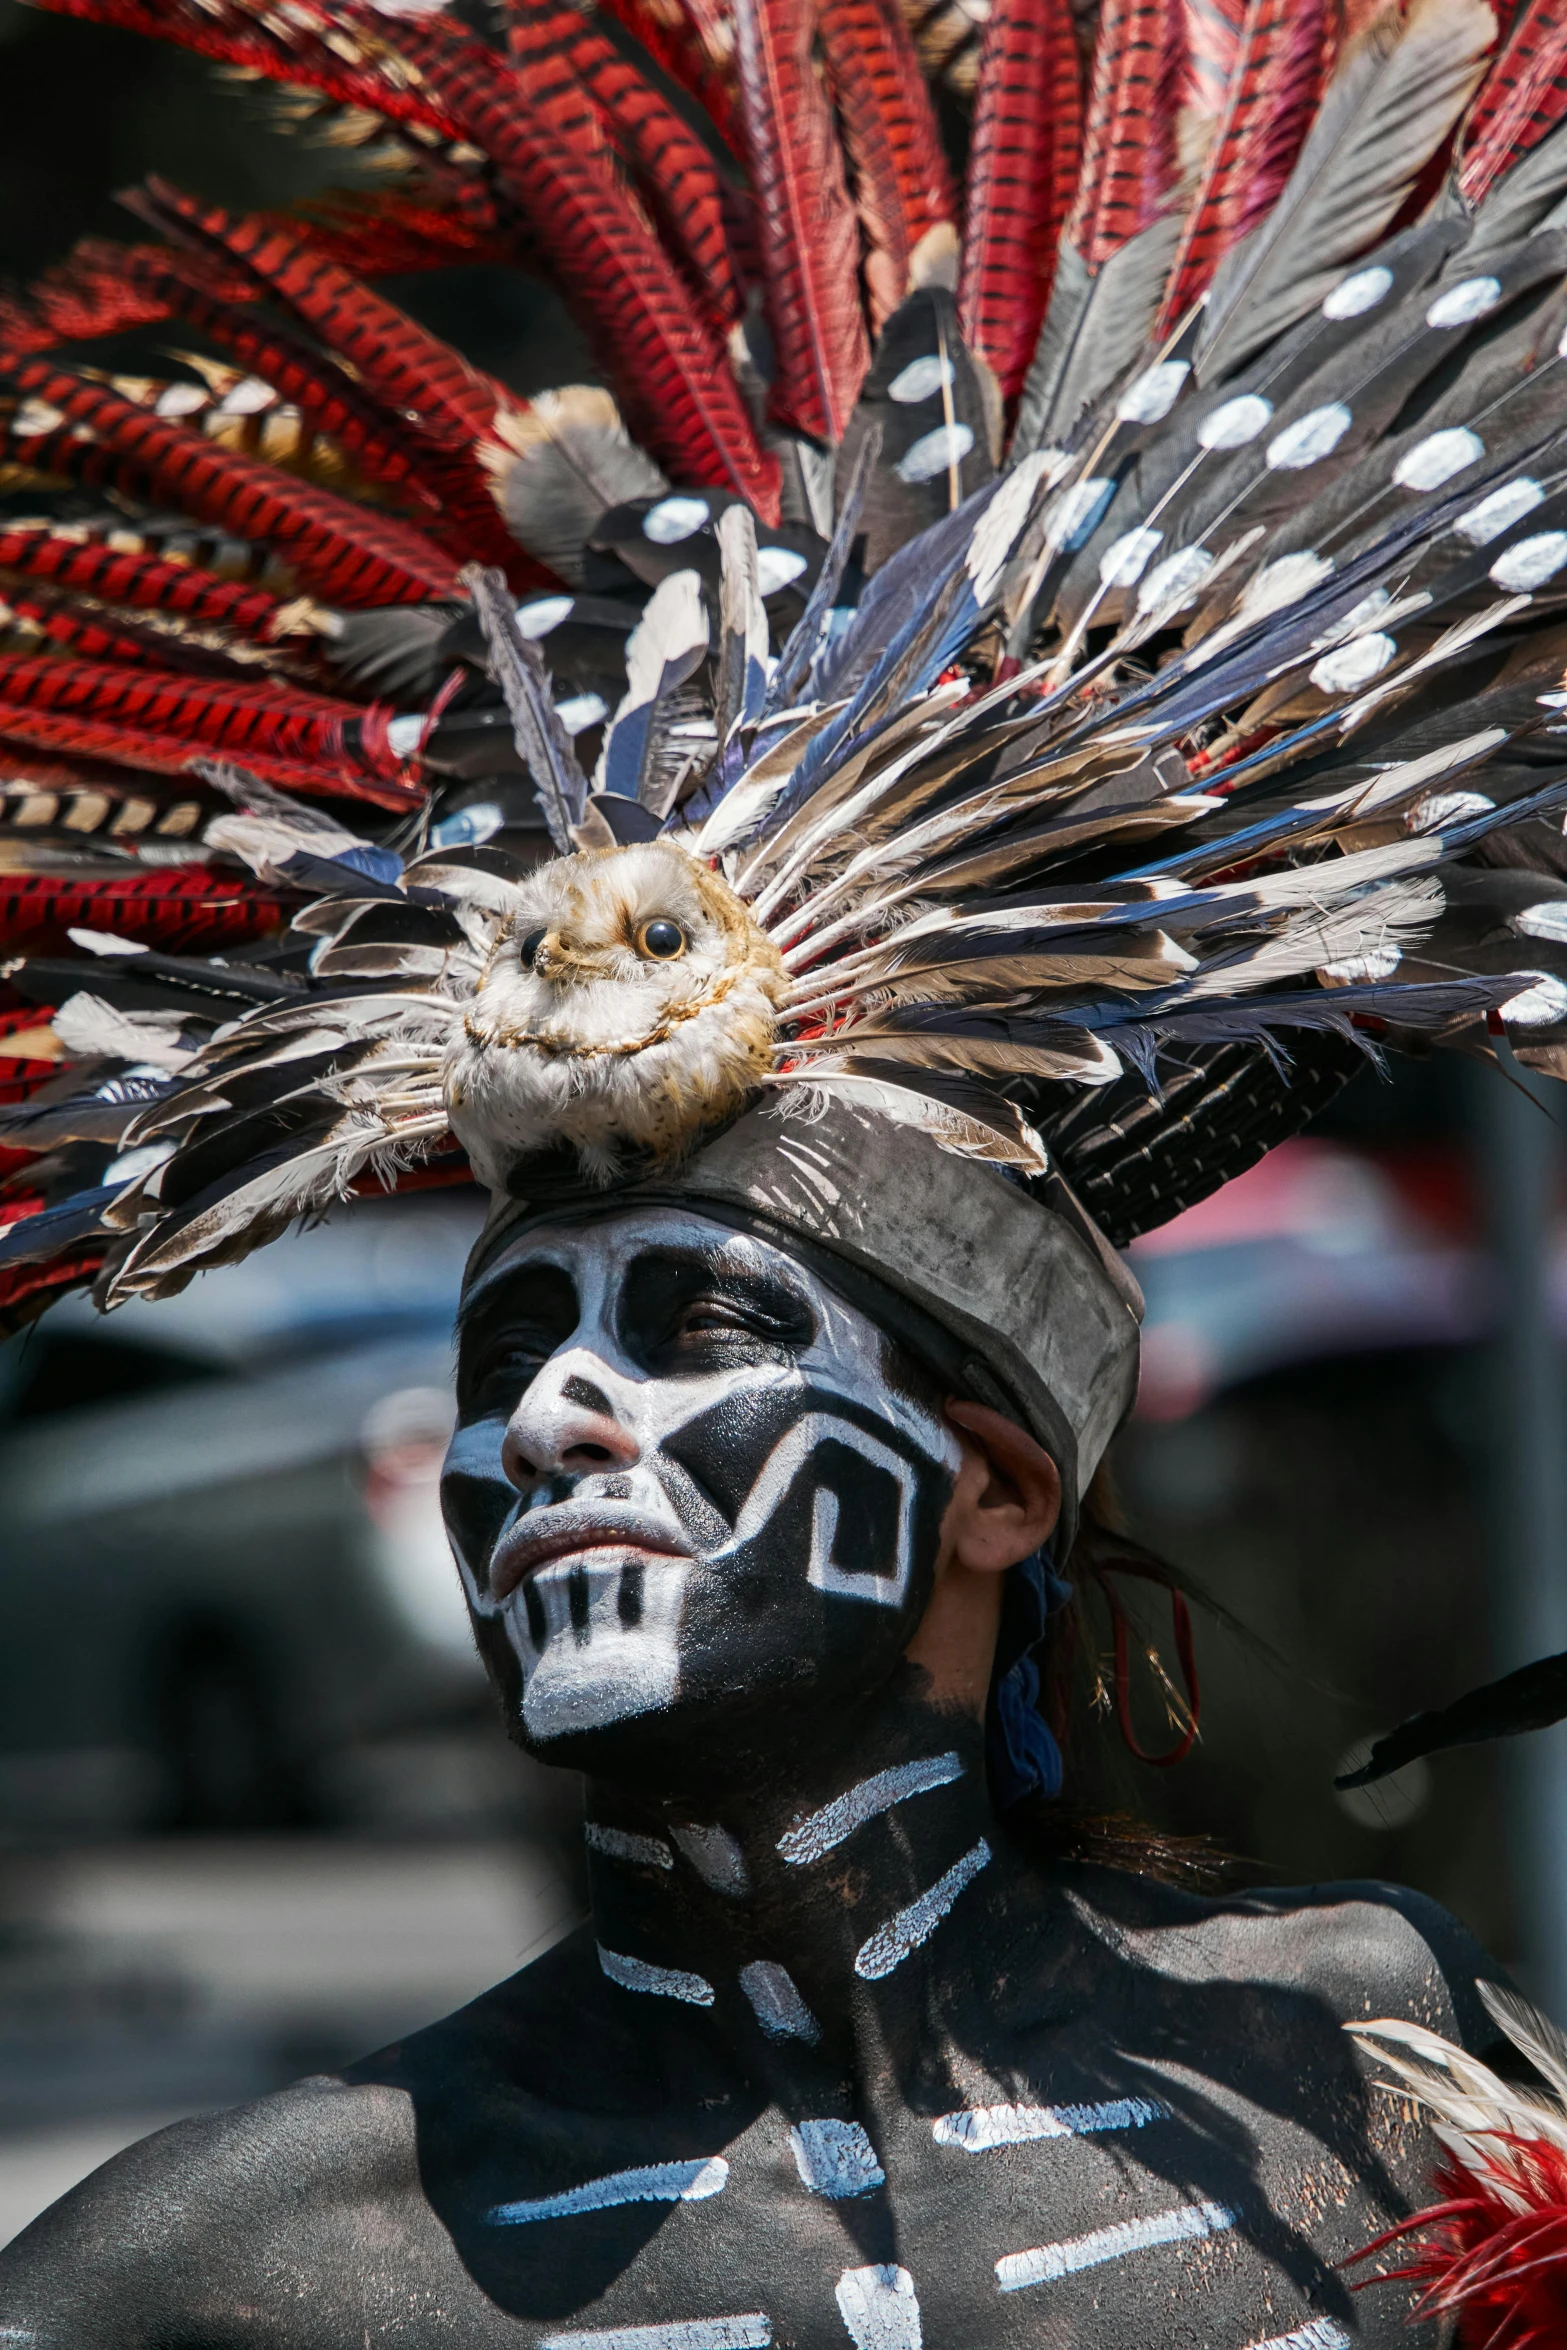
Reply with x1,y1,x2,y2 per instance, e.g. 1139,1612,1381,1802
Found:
540,2324,773,2350
834,2265,922,2350
739,1960,821,2042
671,1823,751,1896
486,2156,728,2224
777,1752,965,1865
709,1413,929,1612
994,2199,1237,2291
853,1837,990,1980
598,1944,715,2005
932,2096,1168,2149
1243,2324,1351,2350
515,1557,694,1739
585,1822,675,1870
790,2119,886,2198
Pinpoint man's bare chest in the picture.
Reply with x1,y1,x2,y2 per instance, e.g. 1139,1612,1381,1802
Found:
364,2069,1425,2350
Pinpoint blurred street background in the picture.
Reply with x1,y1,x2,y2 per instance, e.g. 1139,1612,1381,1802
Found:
7,0,1567,2254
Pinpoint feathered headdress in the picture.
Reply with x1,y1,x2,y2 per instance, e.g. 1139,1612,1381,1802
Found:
1350,1986,1567,2346
4,0,1567,1462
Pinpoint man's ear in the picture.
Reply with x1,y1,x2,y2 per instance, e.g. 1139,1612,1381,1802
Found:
942,1400,1062,1573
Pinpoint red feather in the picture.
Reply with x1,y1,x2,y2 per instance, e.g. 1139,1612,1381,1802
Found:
381,27,781,511
0,1248,109,1333
959,0,1083,399
128,181,505,452
0,656,400,781
1459,0,1567,207
593,0,745,154
820,0,958,330
505,0,747,326
1349,2138,1567,2348
1157,0,1328,331
0,706,414,807
1067,0,1186,269
0,865,290,955
734,0,871,442
4,361,462,608
0,526,299,644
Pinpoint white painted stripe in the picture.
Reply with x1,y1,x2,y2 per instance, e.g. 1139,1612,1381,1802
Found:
996,2199,1237,2291
598,1945,715,2006
488,2157,728,2225
778,1753,964,1865
933,2096,1166,2150
854,1838,990,1981
739,1959,821,2043
1244,2323,1350,2350
586,1822,674,1870
790,2119,885,2199
539,2318,771,2350
835,2265,922,2350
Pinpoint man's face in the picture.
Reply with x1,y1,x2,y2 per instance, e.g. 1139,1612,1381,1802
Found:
442,1208,963,1775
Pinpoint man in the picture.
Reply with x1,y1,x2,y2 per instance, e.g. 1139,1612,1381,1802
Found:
0,1103,1507,2347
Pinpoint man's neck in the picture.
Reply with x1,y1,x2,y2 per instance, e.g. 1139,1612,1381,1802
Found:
579,1677,1002,2071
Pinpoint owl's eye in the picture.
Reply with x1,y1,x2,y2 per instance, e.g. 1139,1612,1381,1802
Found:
517,927,548,967
637,918,686,961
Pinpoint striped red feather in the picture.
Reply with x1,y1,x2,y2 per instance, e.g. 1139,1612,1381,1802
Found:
1459,0,1567,205
129,182,506,452
505,0,747,326
0,528,300,645
735,0,871,443
1067,0,1185,270
4,361,462,609
383,29,780,511
1157,0,1327,330
959,0,1083,399
593,0,745,153
820,0,958,329
0,656,399,781
0,706,416,808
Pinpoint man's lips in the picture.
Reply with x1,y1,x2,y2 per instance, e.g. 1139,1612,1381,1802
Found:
489,1504,693,1602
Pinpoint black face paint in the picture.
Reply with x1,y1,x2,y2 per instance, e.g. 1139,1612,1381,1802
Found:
442,1209,962,1772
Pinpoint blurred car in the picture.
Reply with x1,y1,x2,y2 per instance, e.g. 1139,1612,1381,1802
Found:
0,1194,490,1836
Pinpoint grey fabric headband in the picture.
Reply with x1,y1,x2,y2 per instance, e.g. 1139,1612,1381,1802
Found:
463,1096,1143,1548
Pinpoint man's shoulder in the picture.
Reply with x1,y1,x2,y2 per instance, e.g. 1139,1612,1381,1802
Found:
0,2075,427,2345
1058,1862,1506,2047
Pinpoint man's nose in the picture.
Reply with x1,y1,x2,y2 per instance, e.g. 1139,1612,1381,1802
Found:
501,1354,641,1489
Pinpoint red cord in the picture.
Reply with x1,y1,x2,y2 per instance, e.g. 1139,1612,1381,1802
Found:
1100,1560,1201,1767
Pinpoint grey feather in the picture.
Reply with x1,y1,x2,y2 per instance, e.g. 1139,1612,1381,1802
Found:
1198,0,1496,384
464,564,589,854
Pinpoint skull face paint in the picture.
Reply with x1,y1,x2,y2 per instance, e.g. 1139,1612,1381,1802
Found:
442,1208,962,1772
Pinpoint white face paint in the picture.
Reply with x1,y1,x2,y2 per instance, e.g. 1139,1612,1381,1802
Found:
443,1208,962,1767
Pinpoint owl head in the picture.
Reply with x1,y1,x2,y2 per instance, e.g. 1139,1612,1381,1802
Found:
442,839,787,1188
